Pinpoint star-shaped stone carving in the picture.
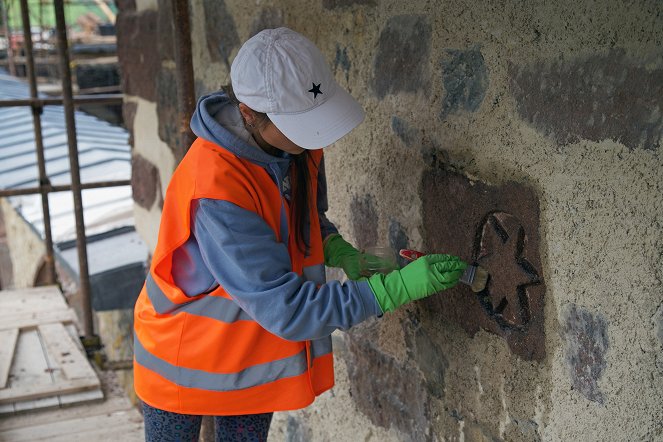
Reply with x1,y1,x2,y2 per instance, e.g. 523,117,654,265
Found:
474,212,542,329
308,83,323,99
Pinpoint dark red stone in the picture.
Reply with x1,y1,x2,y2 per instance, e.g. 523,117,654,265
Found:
420,166,546,361
131,154,161,210
509,49,663,151
116,9,159,101
344,320,433,441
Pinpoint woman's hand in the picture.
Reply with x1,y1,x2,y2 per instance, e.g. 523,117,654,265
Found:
367,254,467,313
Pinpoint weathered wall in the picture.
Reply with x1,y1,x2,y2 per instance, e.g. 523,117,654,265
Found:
117,0,663,440
0,199,46,289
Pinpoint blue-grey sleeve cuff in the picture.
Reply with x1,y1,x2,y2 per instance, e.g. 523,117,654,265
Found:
352,279,384,317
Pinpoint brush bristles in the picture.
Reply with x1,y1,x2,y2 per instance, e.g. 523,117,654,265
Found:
470,266,489,292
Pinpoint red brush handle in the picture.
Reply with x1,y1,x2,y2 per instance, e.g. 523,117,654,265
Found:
399,249,426,261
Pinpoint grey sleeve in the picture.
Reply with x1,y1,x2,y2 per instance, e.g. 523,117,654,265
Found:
192,198,382,341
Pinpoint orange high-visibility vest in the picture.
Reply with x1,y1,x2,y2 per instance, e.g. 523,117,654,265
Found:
133,138,333,415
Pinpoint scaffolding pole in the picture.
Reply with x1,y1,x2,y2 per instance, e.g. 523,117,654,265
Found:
19,0,56,285
53,0,95,340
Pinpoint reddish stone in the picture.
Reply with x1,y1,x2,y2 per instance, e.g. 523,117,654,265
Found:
131,154,161,210
116,9,159,101
509,49,663,151
420,167,546,361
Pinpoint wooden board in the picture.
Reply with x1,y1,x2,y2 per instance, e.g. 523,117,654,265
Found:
0,287,102,414
0,309,79,331
0,328,18,388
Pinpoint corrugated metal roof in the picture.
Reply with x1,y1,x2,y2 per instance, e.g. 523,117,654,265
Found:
0,68,148,309
0,68,133,242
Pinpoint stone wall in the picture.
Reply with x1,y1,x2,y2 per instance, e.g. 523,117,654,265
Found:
116,1,663,440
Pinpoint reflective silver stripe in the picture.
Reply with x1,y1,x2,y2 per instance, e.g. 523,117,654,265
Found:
310,336,332,359
134,333,308,392
303,264,326,286
146,273,253,322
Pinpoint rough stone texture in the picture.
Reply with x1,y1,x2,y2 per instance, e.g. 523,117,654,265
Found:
118,1,663,441
322,0,375,9
371,15,431,99
509,49,663,150
115,0,136,12
391,116,420,148
249,6,284,38
131,153,161,210
350,194,378,250
345,320,433,442
157,0,175,62
0,208,13,289
334,45,351,83
156,66,179,150
202,0,239,69
388,219,410,268
421,166,546,361
562,304,609,404
122,101,138,147
440,47,489,119
116,8,159,101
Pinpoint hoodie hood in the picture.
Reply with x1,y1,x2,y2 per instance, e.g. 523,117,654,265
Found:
190,91,291,170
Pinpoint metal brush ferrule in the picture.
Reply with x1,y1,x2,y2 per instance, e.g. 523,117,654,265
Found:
459,265,476,285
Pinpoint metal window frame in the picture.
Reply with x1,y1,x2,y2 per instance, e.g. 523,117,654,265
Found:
0,0,126,340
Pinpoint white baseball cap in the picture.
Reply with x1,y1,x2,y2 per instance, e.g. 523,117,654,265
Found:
230,27,365,149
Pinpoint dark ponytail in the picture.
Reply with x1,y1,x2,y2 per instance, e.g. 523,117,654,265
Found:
222,83,312,254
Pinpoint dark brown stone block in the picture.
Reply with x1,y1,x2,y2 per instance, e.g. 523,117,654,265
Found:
509,49,663,151
344,321,433,441
420,166,546,361
116,9,159,101
132,154,161,209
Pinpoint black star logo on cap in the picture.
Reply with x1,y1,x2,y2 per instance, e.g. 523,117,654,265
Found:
308,83,323,99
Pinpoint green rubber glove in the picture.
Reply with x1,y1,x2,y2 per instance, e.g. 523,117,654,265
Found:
367,254,467,313
324,234,399,280
323,234,362,279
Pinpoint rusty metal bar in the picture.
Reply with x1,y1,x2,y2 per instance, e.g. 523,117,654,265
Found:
54,0,94,339
170,0,195,162
19,0,56,285
0,94,124,107
0,180,131,197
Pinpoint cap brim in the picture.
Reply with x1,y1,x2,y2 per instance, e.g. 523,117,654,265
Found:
268,86,365,149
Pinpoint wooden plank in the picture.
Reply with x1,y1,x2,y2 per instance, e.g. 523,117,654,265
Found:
38,323,97,381
0,328,19,388
56,323,104,407
0,286,66,312
0,408,144,441
0,308,78,331
4,329,59,412
0,396,131,431
0,377,100,404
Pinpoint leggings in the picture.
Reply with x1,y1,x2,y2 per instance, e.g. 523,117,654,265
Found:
142,402,273,442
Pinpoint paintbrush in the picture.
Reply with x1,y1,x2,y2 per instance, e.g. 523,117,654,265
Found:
399,249,489,293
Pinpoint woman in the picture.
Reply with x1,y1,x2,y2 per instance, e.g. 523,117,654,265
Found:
133,27,466,441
